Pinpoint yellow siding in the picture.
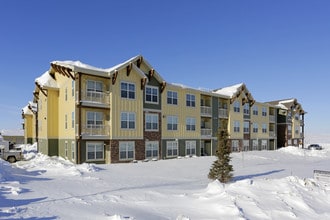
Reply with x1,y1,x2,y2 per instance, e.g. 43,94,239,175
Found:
228,98,243,139
251,102,269,139
38,92,48,139
110,68,143,139
56,73,76,139
47,89,59,138
162,84,200,139
24,115,33,140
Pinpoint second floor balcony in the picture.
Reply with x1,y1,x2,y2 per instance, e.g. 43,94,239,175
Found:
79,124,110,139
78,91,110,108
218,108,228,118
201,106,212,117
201,128,212,137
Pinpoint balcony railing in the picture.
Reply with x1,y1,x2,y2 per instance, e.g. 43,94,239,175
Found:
201,128,212,137
218,108,228,118
269,131,276,137
201,106,212,117
269,115,275,122
81,124,110,136
78,91,110,107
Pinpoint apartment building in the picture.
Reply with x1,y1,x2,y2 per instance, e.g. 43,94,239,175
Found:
22,55,306,164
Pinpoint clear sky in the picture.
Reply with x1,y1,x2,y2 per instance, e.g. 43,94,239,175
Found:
0,0,329,137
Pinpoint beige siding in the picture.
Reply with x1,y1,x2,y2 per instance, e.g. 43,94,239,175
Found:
251,102,269,139
56,73,76,139
110,68,143,139
162,84,200,139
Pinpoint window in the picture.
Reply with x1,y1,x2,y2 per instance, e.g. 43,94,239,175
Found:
252,140,258,150
234,101,240,112
167,116,178,131
121,112,135,129
243,103,250,115
65,114,68,129
186,94,195,107
252,106,258,115
145,113,158,131
71,141,75,161
261,140,267,150
167,141,178,157
243,140,249,151
65,141,68,158
253,123,258,133
186,117,196,131
262,107,267,116
87,142,104,160
167,91,178,105
145,141,159,159
234,121,240,132
186,141,196,155
232,140,239,152
87,112,103,128
119,142,135,160
262,124,267,133
295,126,299,134
244,121,250,133
145,86,158,104
121,82,135,99
72,80,75,97
87,80,103,99
71,112,75,128
288,125,292,134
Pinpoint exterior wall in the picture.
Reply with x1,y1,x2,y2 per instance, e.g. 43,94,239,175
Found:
228,99,244,140
24,114,34,144
250,102,269,140
47,89,59,138
162,84,200,139
110,68,144,139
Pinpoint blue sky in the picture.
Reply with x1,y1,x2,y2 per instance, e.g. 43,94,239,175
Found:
0,0,329,137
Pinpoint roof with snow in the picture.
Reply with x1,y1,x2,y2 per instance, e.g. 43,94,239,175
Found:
213,83,255,105
35,71,59,89
266,98,305,114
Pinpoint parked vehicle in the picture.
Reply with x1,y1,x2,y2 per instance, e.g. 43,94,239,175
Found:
0,135,23,163
308,144,322,150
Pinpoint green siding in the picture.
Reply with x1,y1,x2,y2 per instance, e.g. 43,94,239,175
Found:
212,96,219,137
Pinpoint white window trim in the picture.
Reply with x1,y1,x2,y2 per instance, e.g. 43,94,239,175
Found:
121,112,136,130
119,141,135,161
145,141,159,159
167,90,178,105
145,85,159,104
121,81,136,100
167,141,178,157
186,94,196,107
167,115,178,131
145,113,159,131
86,142,104,161
185,140,196,156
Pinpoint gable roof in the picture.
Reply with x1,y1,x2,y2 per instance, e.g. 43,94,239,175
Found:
266,98,305,114
213,83,255,105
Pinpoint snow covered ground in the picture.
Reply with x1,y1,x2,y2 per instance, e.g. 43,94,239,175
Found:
1,143,330,220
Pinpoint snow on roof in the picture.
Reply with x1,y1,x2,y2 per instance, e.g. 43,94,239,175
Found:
213,83,244,97
22,105,33,115
35,71,59,89
279,99,296,104
51,60,107,73
0,129,24,136
275,103,288,110
105,55,141,73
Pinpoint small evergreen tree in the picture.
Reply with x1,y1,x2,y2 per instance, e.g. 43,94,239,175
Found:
208,129,233,183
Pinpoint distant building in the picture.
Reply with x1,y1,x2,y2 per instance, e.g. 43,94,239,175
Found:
0,129,24,145
22,55,306,164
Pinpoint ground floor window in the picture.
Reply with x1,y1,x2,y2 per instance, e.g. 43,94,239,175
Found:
243,140,249,151
71,141,75,161
87,142,104,161
146,141,159,159
185,140,196,156
167,141,178,157
119,141,135,160
252,140,258,150
261,140,268,150
231,140,239,152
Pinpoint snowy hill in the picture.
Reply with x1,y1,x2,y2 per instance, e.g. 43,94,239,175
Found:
1,144,330,219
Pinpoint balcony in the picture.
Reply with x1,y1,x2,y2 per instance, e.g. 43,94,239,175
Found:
218,108,228,118
78,91,110,108
80,124,110,139
201,128,212,137
201,106,212,117
269,131,276,138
